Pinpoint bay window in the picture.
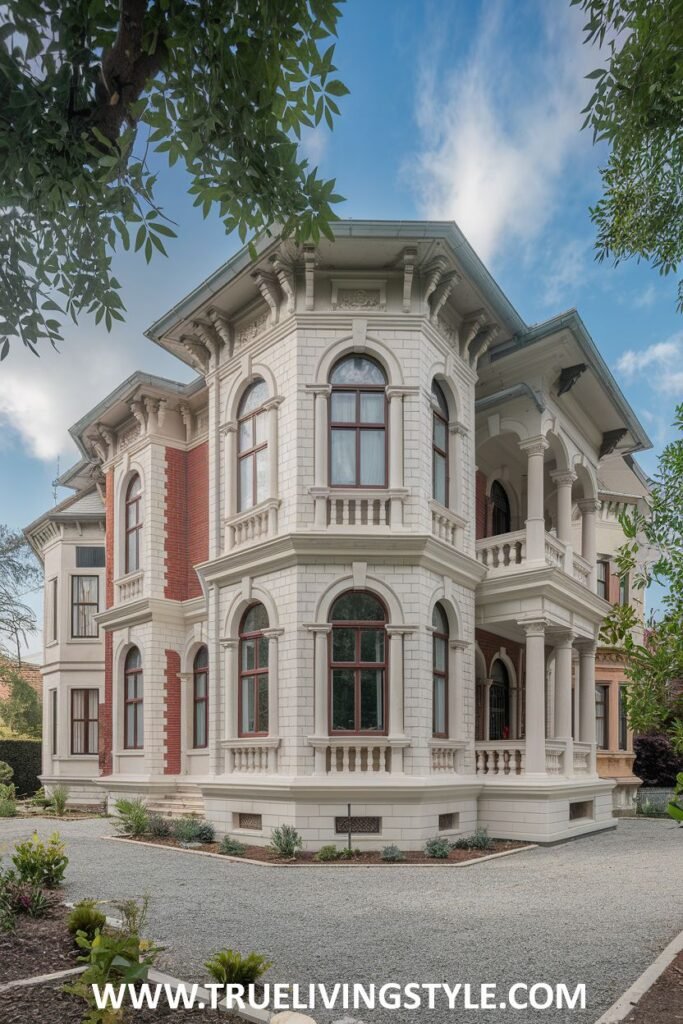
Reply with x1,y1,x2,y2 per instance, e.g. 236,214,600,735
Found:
329,356,387,487
432,603,448,737
71,688,99,754
237,379,269,512
329,590,387,734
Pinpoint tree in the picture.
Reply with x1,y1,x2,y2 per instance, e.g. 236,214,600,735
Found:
601,404,683,753
573,0,683,309
0,664,42,738
0,525,42,663
0,0,347,358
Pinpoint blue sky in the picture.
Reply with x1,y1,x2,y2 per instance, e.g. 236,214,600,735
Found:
2,0,681,657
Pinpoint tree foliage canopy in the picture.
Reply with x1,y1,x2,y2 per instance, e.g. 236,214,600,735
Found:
0,0,347,357
0,665,42,738
0,525,42,662
573,0,683,309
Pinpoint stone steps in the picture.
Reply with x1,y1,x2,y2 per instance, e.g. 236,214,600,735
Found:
146,789,205,820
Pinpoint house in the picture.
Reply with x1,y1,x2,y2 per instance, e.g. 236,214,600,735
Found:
24,221,652,846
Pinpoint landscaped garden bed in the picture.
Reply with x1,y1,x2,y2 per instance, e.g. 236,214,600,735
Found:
623,949,683,1024
0,906,77,982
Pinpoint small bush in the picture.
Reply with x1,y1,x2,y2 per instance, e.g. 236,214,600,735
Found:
0,761,13,785
64,927,162,1017
12,832,68,888
424,837,451,859
452,828,493,851
218,836,248,857
634,734,683,787
381,845,405,862
205,949,272,987
314,844,341,862
67,899,107,942
147,813,172,838
269,824,303,859
1,879,59,919
114,798,149,837
51,784,69,816
172,817,215,844
31,786,53,808
111,895,150,938
0,796,16,817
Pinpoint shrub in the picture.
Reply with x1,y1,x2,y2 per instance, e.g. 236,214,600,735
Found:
269,824,303,859
381,844,405,862
65,928,162,1022
147,813,172,838
31,786,53,808
0,740,41,796
51,784,69,816
1,879,59,918
0,761,13,784
452,828,493,851
172,817,215,844
0,793,16,817
68,899,108,942
424,837,451,859
205,949,272,987
634,734,683,787
218,836,248,857
114,798,149,837
315,844,341,862
12,832,68,888
111,896,150,939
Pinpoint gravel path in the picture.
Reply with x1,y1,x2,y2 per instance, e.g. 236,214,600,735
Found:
0,816,680,1023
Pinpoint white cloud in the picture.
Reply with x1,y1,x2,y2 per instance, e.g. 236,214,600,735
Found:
633,284,657,308
541,238,591,307
300,126,329,167
616,336,682,379
410,3,597,264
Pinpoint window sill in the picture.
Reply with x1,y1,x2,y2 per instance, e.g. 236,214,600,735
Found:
224,498,281,528
221,737,280,749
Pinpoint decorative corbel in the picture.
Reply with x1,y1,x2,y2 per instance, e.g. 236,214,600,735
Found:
96,423,116,460
143,396,161,433
270,253,296,314
459,310,487,361
86,432,107,463
208,308,234,359
429,269,460,322
191,320,222,365
599,428,628,458
179,334,210,374
469,324,500,368
157,398,168,430
251,269,280,324
179,403,194,443
129,399,147,430
422,254,448,305
402,247,418,314
303,245,318,311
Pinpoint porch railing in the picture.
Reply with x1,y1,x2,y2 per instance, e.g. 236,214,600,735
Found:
475,742,525,776
476,530,593,590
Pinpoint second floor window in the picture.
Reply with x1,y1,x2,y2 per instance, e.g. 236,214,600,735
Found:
124,646,143,749
238,379,269,512
431,381,449,506
329,355,387,487
239,603,269,736
71,576,99,638
193,646,209,748
125,474,142,573
619,685,628,751
597,560,609,600
595,683,609,749
432,603,448,737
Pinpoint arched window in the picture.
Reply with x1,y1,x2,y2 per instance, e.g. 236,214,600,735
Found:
489,659,511,741
329,590,387,734
431,381,449,506
237,379,269,512
193,646,208,749
125,475,142,573
432,603,448,737
123,647,143,749
239,603,269,736
329,355,387,487
490,480,511,535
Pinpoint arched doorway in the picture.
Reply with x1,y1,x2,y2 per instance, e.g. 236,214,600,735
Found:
490,481,511,535
489,659,511,740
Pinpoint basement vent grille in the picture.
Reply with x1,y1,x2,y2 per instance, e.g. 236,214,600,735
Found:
438,812,459,831
237,813,262,830
569,800,594,822
335,816,381,835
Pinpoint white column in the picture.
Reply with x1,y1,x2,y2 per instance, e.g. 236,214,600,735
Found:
523,620,547,774
310,625,331,773
221,638,238,772
553,631,574,774
223,424,237,549
449,421,467,520
262,628,283,740
578,641,597,773
386,626,407,772
386,387,405,527
579,498,600,590
311,386,330,527
450,640,468,741
519,436,548,561
265,401,279,501
551,470,576,571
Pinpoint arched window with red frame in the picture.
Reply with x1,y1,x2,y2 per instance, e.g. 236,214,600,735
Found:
329,355,387,487
125,474,142,573
329,590,387,734
237,379,269,512
432,603,449,738
193,646,208,749
239,603,269,736
431,381,449,507
123,646,143,749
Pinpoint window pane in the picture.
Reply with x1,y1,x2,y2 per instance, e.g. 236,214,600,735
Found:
432,381,448,416
254,410,267,445
241,677,256,733
73,721,84,754
194,672,207,699
331,392,356,423
88,720,98,753
434,636,446,672
126,500,138,529
126,530,139,572
126,674,137,700
195,703,207,748
87,690,99,718
239,456,253,511
258,679,269,732
432,603,448,633
258,637,269,667
360,430,385,485
332,669,355,730
330,429,356,485
255,448,268,504
360,629,384,663
433,676,446,734
238,417,253,452
330,356,386,386
360,393,384,423
433,417,447,450
242,603,269,632
136,705,144,747
126,704,136,746
331,592,385,621
360,669,384,730
238,379,268,416
332,627,355,662
73,689,85,719
434,452,447,505
242,639,255,671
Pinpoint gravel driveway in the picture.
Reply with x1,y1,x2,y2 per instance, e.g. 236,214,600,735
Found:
0,816,680,1024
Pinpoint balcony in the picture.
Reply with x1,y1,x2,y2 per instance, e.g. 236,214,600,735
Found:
225,498,280,551
476,531,593,590
223,738,280,773
475,740,589,777
115,570,144,603
311,487,408,530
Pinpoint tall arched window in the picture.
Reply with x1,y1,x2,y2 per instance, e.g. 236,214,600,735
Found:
431,381,449,506
239,603,269,736
193,646,208,749
123,647,143,749
329,591,387,734
237,379,269,512
432,603,448,737
125,475,142,573
489,659,510,741
329,355,387,487
490,480,511,535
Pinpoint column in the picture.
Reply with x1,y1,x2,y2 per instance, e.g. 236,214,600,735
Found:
311,386,329,527
519,436,548,562
578,641,597,773
553,631,574,774
523,620,547,774
310,625,331,773
262,629,283,739
483,679,492,742
450,640,468,742
386,387,405,526
449,420,468,538
223,423,237,548
386,626,407,773
579,498,600,590
551,470,576,572
221,638,238,772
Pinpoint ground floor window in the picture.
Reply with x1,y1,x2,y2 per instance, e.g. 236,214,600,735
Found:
193,646,208,748
124,647,143,749
595,684,609,749
71,688,99,755
239,603,269,736
618,685,628,751
329,590,387,734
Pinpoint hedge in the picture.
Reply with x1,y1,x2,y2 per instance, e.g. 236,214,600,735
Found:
634,734,683,788
0,739,42,796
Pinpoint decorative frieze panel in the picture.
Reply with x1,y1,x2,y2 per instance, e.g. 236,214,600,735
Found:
236,310,269,347
330,278,387,311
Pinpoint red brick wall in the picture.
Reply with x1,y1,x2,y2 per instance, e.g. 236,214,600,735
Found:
164,650,181,775
475,628,525,679
100,469,114,776
164,442,208,601
476,470,488,540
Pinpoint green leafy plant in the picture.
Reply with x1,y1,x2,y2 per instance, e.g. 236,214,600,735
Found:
114,797,149,836
218,836,248,857
205,949,273,988
424,837,451,859
67,899,108,942
381,845,405,862
668,772,683,824
31,786,53,808
452,828,493,851
0,782,17,817
147,812,172,838
65,927,162,1023
0,761,13,784
172,816,215,844
11,831,68,887
269,824,303,859
1,879,59,918
51,784,69,816
110,896,150,939
314,844,342,862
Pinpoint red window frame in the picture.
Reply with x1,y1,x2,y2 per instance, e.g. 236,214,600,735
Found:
432,606,449,738
328,591,388,735
237,382,268,512
123,647,143,750
125,475,142,574
238,605,269,737
431,383,449,506
329,357,387,489
193,646,209,749
70,688,99,755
